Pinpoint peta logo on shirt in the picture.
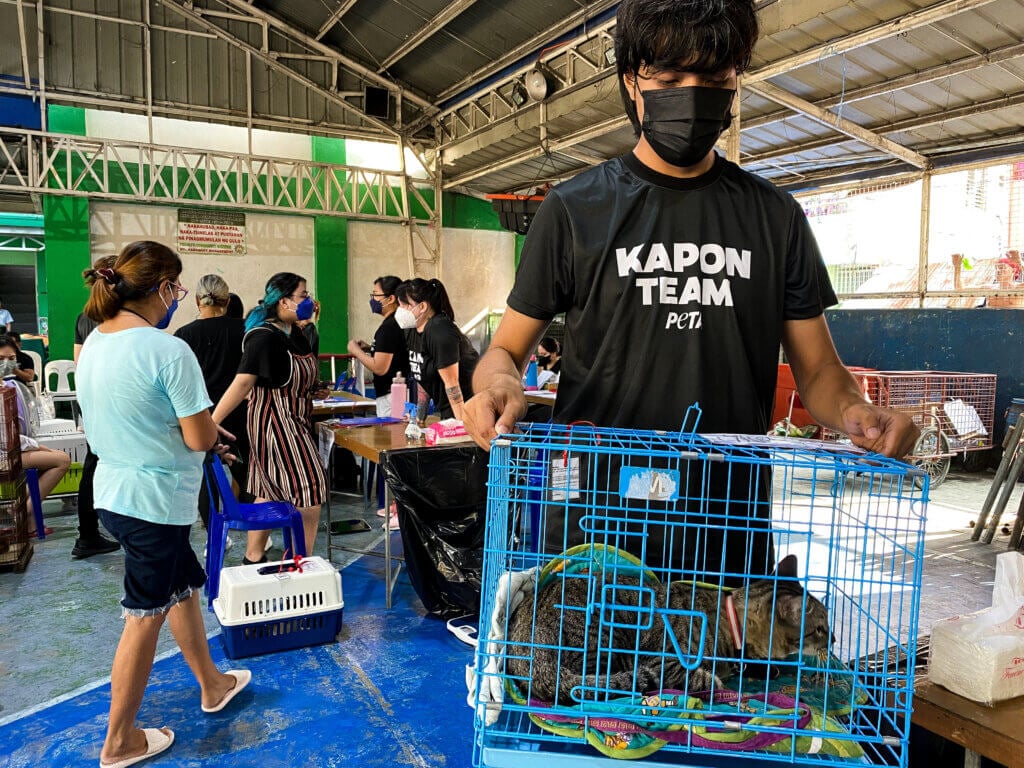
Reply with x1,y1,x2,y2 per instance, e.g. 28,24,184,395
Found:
616,241,752,330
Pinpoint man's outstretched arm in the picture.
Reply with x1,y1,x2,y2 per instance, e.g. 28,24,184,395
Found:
464,308,549,450
783,315,919,458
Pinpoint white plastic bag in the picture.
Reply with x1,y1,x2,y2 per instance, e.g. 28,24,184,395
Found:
36,391,56,422
930,552,1024,704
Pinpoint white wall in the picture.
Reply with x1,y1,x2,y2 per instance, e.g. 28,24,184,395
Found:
90,202,315,334
84,110,312,160
346,221,515,345
346,138,428,178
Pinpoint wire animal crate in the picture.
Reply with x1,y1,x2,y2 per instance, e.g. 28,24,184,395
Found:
870,371,996,449
0,476,32,572
0,387,21,482
472,409,928,768
819,370,996,487
213,555,344,659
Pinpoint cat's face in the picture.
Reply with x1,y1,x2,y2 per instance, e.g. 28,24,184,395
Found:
800,596,833,656
742,555,834,660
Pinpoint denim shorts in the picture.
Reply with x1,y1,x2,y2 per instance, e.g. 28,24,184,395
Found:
98,509,207,618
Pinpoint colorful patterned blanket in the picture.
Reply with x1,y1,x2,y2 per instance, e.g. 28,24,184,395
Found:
505,544,866,760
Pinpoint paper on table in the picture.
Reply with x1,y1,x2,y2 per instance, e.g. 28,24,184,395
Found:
317,424,335,469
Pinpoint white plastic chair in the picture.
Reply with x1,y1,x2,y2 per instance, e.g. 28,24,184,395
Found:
23,350,42,398
44,360,77,401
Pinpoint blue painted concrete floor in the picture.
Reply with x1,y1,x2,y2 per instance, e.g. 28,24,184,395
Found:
0,469,1013,768
0,496,478,768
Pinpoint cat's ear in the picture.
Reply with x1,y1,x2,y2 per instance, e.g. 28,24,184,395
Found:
775,590,805,627
773,555,799,579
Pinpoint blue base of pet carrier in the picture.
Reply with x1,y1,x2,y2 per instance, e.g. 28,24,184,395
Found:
217,607,344,659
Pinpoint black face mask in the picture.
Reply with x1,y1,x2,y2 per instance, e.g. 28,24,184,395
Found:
639,86,735,168
537,354,551,367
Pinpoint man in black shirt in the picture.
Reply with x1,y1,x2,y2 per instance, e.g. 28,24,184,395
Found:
175,274,252,533
70,308,120,559
464,0,918,580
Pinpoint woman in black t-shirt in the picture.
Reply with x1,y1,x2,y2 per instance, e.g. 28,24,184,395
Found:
395,278,478,421
346,275,410,416
175,274,250,530
212,272,327,564
536,336,562,374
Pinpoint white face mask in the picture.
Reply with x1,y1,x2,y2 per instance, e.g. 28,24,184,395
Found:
0,359,17,377
395,306,418,330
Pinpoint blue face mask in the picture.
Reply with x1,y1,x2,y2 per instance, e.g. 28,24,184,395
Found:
295,297,315,321
370,297,383,315
155,285,179,330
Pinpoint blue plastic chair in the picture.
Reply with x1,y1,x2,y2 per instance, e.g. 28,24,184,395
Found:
24,468,45,540
203,455,307,610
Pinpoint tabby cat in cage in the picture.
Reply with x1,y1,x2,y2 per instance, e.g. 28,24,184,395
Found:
506,554,832,705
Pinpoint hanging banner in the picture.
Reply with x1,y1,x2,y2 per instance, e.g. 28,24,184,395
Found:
177,209,247,255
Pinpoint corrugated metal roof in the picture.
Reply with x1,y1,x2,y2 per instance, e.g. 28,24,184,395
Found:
2,0,1023,195
426,0,1024,192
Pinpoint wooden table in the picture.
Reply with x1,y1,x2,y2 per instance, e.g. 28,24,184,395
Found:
312,399,377,418
328,390,375,404
524,389,557,406
912,676,1024,768
325,420,447,608
332,420,422,463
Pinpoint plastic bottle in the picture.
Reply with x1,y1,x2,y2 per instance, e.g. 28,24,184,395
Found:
404,402,422,440
524,356,539,390
390,372,407,418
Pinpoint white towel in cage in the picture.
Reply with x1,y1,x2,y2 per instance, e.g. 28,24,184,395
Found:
466,566,537,726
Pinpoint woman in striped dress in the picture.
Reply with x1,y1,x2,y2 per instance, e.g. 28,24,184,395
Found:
213,272,327,564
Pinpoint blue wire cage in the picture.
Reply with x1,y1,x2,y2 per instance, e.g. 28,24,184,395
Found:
472,408,928,768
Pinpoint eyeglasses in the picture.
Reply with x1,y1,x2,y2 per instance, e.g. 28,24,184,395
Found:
290,291,310,300
153,281,188,300
370,292,386,299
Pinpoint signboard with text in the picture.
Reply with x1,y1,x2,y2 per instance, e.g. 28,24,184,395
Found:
177,209,247,255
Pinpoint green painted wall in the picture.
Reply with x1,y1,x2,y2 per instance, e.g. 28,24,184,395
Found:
36,249,47,321
0,251,35,266
35,107,512,357
49,104,85,135
42,196,90,360
0,214,47,331
43,106,88,359
441,191,504,231
311,136,348,359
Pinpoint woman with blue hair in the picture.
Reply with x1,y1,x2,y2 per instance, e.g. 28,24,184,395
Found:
213,272,327,564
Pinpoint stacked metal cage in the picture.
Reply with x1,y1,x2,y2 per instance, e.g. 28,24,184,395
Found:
472,414,928,768
868,371,996,450
0,386,32,572
819,370,996,487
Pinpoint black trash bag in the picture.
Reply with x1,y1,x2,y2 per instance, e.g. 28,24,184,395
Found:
380,445,488,619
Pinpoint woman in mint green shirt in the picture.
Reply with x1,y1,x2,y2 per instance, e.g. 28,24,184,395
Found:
77,241,251,768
